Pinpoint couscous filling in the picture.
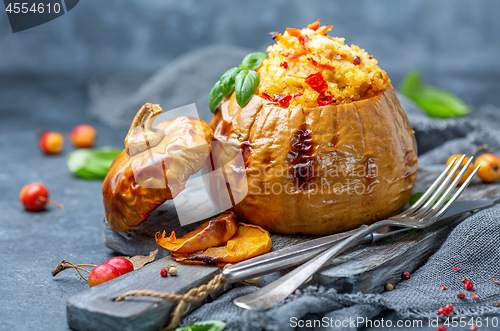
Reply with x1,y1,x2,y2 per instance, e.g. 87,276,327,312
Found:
257,20,391,108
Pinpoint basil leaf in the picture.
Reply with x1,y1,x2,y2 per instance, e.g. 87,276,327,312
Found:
400,70,471,118
409,192,424,206
241,52,268,70
208,81,224,113
174,321,226,331
235,69,260,108
409,191,451,207
190,321,226,331
220,67,241,98
67,147,121,180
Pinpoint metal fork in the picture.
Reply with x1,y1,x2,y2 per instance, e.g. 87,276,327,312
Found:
234,155,480,310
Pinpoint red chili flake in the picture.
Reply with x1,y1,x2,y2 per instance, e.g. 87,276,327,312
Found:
276,95,292,108
298,34,310,46
305,72,328,94
440,286,448,290
280,61,288,69
470,325,477,330
311,58,318,66
353,55,361,65
471,293,479,299
369,55,374,59
318,63,335,70
293,93,303,98
261,93,276,102
493,279,499,284
307,19,320,31
453,266,460,271
317,94,334,106
464,280,474,291
457,292,466,298
140,213,148,219
340,54,347,59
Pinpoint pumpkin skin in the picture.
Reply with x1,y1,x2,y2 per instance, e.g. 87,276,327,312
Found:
211,86,418,235
103,113,214,232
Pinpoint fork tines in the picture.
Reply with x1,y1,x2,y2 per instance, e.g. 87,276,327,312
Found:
395,154,480,223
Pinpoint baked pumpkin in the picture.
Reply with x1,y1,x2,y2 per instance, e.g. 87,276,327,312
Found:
209,22,418,235
156,211,238,253
103,21,417,237
171,222,272,264
102,103,214,232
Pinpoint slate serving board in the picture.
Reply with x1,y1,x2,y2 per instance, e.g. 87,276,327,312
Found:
67,169,500,330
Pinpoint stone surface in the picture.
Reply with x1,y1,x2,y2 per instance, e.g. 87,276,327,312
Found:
89,45,251,127
0,77,128,331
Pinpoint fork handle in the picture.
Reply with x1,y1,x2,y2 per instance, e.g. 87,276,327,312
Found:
223,226,371,284
233,220,395,310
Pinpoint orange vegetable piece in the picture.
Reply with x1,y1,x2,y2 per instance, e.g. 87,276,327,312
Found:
156,211,238,254
475,153,500,183
446,154,474,185
172,223,272,264
286,28,302,38
307,19,320,31
316,25,333,36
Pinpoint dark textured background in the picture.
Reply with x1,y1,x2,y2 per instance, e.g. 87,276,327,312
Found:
1,1,499,330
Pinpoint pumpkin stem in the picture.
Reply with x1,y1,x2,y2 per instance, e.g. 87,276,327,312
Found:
125,103,165,156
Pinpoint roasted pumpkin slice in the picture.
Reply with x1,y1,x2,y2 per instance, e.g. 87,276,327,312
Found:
172,223,272,264
156,211,238,254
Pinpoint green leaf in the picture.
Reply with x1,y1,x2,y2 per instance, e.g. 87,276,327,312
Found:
409,191,451,207
174,321,226,331
235,69,260,108
400,70,471,118
67,147,121,180
409,192,424,206
241,52,268,70
220,67,242,98
208,81,224,113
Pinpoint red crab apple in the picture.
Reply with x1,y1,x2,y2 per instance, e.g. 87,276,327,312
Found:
39,131,64,154
105,257,134,276
19,183,64,211
88,264,120,287
71,124,97,148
